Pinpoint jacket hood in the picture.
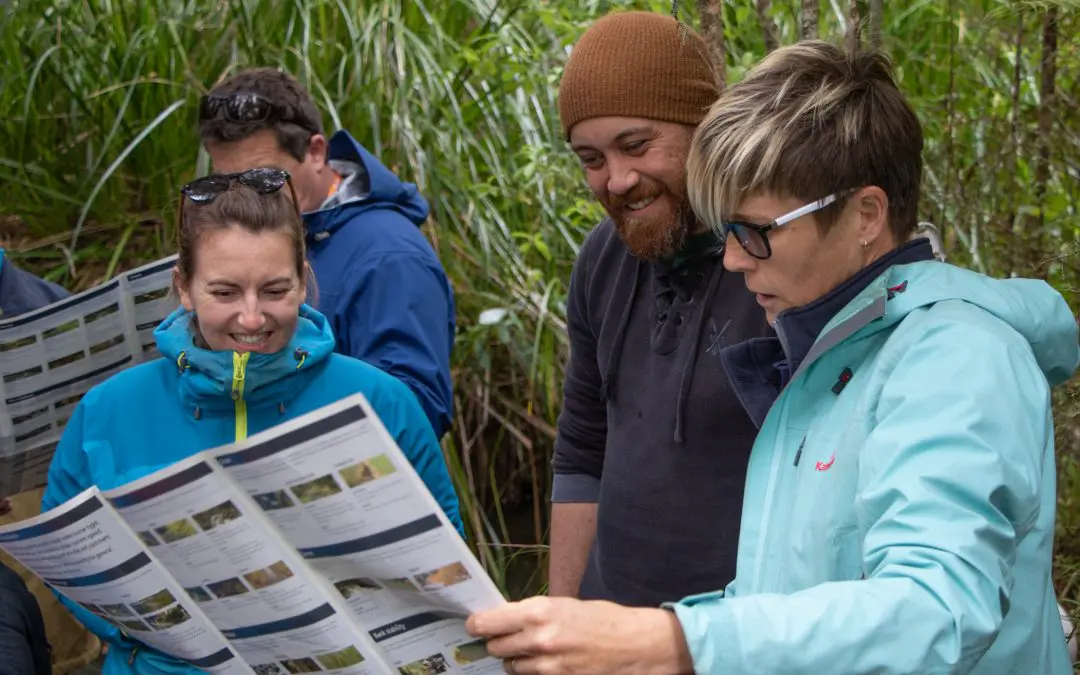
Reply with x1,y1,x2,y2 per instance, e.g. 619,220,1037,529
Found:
152,304,337,411
303,130,430,241
844,261,1080,386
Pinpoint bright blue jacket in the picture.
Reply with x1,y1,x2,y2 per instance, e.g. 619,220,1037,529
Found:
42,305,462,675
671,260,1080,674
306,131,455,440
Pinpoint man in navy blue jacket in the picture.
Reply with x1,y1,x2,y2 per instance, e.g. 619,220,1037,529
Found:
198,68,455,439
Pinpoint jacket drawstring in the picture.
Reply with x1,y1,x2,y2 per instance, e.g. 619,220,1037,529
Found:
600,257,643,404
182,348,308,422
271,349,309,416
674,262,725,445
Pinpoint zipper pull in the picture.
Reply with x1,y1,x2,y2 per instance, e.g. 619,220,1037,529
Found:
793,436,806,467
231,352,249,401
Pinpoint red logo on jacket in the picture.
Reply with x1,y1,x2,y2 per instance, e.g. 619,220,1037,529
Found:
814,454,836,472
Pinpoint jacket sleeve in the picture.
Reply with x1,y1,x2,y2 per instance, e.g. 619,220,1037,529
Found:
0,605,35,675
0,565,46,675
341,251,454,440
0,251,70,318
41,400,135,650
672,310,1052,674
550,235,606,504
372,375,464,537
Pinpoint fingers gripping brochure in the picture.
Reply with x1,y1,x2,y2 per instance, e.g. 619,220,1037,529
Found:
0,394,508,674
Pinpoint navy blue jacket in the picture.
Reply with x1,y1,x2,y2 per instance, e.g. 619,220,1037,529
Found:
0,562,51,675
0,250,69,319
305,132,455,439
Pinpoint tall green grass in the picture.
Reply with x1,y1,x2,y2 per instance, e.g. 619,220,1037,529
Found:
0,0,637,597
1,1,1078,616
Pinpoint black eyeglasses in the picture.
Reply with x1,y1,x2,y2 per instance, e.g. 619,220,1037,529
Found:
722,193,842,260
179,168,301,221
199,91,315,133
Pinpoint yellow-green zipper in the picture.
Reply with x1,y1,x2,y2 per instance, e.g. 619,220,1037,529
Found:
231,352,250,441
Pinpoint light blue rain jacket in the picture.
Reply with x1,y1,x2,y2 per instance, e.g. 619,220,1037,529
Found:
672,260,1080,674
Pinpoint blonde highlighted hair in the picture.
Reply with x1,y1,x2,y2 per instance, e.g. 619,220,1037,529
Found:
687,41,923,243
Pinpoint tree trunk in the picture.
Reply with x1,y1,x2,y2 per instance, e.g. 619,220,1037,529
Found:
1029,5,1059,277
697,0,726,89
801,0,818,40
1005,9,1023,248
756,0,779,53
868,0,884,50
944,0,958,261
1036,6,1058,229
846,0,861,53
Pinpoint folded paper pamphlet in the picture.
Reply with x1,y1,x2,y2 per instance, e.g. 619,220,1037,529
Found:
0,255,179,496
0,393,508,674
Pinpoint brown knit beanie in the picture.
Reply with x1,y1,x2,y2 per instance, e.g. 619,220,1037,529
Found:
558,11,719,140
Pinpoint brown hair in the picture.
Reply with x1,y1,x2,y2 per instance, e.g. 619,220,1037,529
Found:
175,184,310,296
199,68,323,162
687,40,924,243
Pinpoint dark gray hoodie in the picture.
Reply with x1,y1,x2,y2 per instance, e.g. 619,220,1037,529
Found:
551,219,771,607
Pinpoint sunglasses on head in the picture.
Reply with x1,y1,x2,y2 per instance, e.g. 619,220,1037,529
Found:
199,91,315,133
179,168,301,220
181,167,292,201
722,191,852,260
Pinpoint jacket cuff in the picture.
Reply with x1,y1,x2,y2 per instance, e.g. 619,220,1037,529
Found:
550,473,601,503
671,593,737,674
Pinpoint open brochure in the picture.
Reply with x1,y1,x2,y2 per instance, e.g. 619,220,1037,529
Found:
0,393,507,674
0,255,179,496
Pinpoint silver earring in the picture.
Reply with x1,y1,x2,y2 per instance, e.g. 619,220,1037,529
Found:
862,240,870,251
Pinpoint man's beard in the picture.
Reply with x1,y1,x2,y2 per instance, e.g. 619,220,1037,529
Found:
608,186,693,261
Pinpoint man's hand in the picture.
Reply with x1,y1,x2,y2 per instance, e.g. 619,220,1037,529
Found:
466,596,695,675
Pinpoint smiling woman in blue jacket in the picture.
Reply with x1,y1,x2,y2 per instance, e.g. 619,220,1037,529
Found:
41,168,462,675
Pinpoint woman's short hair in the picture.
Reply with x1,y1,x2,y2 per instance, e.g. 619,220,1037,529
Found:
687,40,924,244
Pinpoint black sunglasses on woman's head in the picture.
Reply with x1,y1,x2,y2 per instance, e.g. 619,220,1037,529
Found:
181,168,292,203
179,168,301,221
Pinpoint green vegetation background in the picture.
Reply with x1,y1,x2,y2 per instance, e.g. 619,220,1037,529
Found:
2,0,1077,663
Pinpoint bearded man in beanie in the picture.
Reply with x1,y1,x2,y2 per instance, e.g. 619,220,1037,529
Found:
461,11,765,673
547,10,768,609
